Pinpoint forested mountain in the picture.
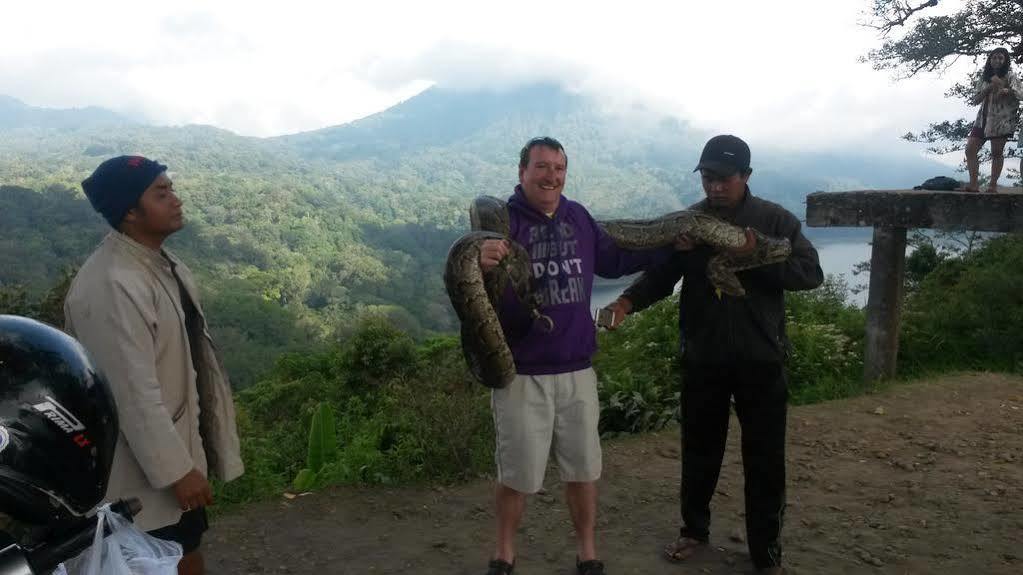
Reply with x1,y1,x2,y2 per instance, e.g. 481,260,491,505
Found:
0,95,132,131
0,85,945,386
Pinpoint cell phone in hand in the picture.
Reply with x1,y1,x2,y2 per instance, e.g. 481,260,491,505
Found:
595,306,616,329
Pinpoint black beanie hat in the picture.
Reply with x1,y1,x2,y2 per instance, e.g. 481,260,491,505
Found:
81,156,167,228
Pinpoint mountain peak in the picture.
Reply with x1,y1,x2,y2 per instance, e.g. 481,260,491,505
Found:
0,94,31,111
0,95,131,130
277,82,595,160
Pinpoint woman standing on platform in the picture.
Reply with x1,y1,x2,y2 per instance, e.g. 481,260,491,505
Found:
961,47,1021,193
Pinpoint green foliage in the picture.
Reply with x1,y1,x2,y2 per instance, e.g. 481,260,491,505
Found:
0,185,106,291
202,278,322,388
210,405,302,508
306,402,339,473
905,242,943,289
215,323,492,507
783,275,868,403
785,319,863,404
594,296,680,437
900,233,1023,375
35,270,74,327
292,402,339,491
594,275,872,428
377,376,492,482
0,268,73,327
0,284,33,318
600,381,678,438
291,469,317,493
337,315,418,385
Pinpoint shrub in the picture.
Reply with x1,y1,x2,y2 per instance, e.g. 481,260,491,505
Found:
215,326,492,507
338,315,417,385
900,233,1023,375
594,296,681,437
786,318,863,404
784,275,867,403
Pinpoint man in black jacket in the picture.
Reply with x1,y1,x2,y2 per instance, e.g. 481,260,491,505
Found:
606,135,823,574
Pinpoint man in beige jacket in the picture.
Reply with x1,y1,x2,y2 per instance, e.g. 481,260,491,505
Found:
64,155,244,575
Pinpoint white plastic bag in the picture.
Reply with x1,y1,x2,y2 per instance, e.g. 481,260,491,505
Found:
60,503,182,575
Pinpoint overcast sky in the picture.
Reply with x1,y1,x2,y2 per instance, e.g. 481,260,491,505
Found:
2,0,979,157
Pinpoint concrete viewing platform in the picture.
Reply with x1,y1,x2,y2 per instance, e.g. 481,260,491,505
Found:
806,186,1023,233
805,187,1022,383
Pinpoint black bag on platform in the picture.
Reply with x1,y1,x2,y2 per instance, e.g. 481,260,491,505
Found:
913,176,961,191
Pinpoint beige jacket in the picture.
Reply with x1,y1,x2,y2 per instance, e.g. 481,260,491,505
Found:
64,232,243,531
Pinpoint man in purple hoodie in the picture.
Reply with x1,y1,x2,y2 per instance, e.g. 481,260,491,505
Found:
477,137,671,575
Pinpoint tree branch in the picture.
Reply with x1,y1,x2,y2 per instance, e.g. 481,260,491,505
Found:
867,0,940,36
862,0,1022,184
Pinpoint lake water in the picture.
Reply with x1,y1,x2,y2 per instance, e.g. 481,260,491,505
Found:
589,238,873,312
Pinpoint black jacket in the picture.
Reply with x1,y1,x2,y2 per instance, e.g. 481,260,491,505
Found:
623,188,823,365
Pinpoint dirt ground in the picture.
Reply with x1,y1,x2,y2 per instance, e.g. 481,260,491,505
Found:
204,372,1022,574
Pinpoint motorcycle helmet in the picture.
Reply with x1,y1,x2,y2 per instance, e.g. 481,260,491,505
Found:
0,316,118,525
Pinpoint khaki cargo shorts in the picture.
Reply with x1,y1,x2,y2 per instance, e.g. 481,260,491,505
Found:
491,367,602,494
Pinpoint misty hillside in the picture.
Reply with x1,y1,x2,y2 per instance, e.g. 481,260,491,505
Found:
0,85,947,385
1,86,949,219
0,94,132,131
280,84,586,161
277,84,948,218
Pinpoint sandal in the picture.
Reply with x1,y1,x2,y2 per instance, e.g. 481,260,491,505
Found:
485,558,514,575
985,185,999,193
576,557,606,575
663,536,708,563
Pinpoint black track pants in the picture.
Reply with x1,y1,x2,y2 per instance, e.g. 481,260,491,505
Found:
678,361,788,569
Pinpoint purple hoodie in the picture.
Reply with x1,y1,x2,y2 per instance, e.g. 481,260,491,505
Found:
498,185,671,375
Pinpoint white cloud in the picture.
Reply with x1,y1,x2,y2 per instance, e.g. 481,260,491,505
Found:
0,0,981,154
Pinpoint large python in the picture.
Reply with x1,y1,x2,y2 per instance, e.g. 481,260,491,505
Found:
443,196,792,388
597,209,793,297
443,196,553,388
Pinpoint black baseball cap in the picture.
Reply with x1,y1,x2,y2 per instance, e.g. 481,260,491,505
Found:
693,135,751,176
